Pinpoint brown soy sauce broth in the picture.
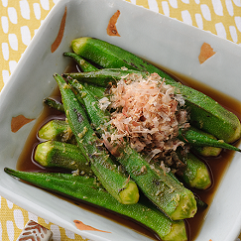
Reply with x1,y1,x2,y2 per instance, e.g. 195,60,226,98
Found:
16,61,241,241
166,70,241,240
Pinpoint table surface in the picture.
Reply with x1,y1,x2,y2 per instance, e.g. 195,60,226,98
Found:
1,0,241,240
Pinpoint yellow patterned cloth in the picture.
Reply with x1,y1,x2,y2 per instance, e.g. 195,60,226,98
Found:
0,0,241,240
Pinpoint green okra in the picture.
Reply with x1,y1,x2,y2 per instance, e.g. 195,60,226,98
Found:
82,83,106,100
38,119,75,143
66,74,241,156
179,127,241,152
38,118,211,190
35,139,207,210
35,139,207,209
63,52,107,99
177,151,211,190
4,168,188,241
34,141,92,175
42,105,222,158
193,145,221,157
155,150,212,190
63,51,107,99
68,79,109,128
119,145,197,220
71,37,241,143
179,89,241,144
70,79,197,220
54,73,139,205
190,129,222,156
71,37,159,74
189,129,222,157
167,171,208,209
158,148,211,190
63,52,98,72
63,68,147,87
40,98,213,190
43,97,65,112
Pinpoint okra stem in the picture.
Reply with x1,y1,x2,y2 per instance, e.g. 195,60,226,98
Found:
43,97,64,112
63,52,98,72
167,171,208,209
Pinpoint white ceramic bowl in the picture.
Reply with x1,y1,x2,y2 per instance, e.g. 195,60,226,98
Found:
0,0,241,240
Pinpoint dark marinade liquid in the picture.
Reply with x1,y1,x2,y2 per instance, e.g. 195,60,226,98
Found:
17,62,241,241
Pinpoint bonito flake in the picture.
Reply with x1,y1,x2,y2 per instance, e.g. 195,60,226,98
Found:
104,72,190,162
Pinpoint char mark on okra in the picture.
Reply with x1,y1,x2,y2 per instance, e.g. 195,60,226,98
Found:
73,108,84,123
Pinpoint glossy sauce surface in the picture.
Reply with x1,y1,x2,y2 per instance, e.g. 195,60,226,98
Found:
17,63,241,241
168,71,241,240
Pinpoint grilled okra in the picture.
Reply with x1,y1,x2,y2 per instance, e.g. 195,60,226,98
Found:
34,141,92,175
63,52,98,72
38,119,74,143
191,130,222,157
177,151,211,190
63,68,147,87
69,79,197,220
179,127,241,152
54,73,139,205
71,37,241,143
4,168,188,241
66,71,240,153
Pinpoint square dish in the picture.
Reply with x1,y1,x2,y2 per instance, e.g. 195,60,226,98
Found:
0,0,241,240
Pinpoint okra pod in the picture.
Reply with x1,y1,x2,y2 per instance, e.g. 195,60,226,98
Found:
193,145,222,157
34,141,92,175
4,168,187,241
40,104,212,190
67,72,239,153
120,145,197,220
160,169,208,209
63,52,107,99
71,37,241,143
82,83,106,100
70,79,197,220
179,127,241,152
177,151,211,190
38,119,74,143
189,129,222,156
63,69,147,87
54,73,139,205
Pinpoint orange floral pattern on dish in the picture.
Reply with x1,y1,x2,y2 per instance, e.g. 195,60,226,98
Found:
198,42,216,64
107,10,120,37
51,6,67,53
74,220,111,233
11,115,35,133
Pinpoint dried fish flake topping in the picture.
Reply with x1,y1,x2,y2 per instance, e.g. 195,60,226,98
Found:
105,72,190,162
